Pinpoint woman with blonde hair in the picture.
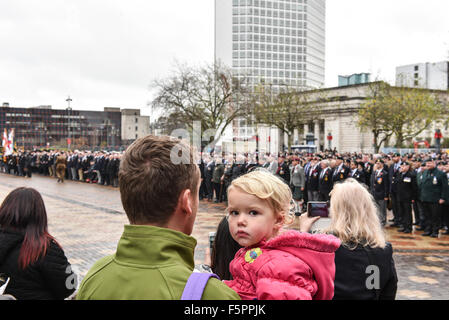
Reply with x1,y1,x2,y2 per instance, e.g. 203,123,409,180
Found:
301,178,398,300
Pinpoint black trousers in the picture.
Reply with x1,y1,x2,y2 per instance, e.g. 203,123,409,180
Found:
318,192,330,202
213,182,222,202
422,202,442,234
391,192,401,224
398,201,413,231
413,200,422,226
199,180,207,199
443,204,449,228
205,178,213,200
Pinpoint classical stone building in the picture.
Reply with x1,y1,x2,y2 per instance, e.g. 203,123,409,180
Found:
220,82,449,154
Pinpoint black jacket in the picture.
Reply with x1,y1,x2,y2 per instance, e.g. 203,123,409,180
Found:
318,167,333,196
388,163,402,194
275,161,291,184
370,169,390,200
0,230,76,300
350,169,366,185
306,164,321,192
332,164,350,183
333,242,398,300
397,170,418,202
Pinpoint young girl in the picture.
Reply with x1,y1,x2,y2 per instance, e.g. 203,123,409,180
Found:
224,170,341,300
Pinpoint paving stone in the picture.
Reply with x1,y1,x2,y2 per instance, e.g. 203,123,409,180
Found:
1,173,448,299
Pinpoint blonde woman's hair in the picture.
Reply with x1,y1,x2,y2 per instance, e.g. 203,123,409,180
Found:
325,178,387,249
229,169,295,226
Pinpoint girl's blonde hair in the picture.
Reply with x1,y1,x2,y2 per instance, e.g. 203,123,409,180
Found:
229,169,295,225
324,178,387,249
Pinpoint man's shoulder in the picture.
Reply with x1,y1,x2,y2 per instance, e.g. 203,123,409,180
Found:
76,255,115,298
203,277,241,300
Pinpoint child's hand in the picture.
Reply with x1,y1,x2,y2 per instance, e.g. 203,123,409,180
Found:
298,213,320,233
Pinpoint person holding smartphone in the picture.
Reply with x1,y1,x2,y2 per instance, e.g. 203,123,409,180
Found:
299,179,398,300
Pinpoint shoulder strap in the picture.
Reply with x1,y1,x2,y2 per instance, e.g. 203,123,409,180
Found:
181,273,220,300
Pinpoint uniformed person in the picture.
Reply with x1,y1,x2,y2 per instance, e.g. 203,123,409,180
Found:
370,159,390,226
290,157,306,215
332,156,349,184
349,160,366,185
306,157,321,202
388,153,402,228
441,162,449,235
397,162,418,233
419,159,449,237
55,152,68,183
318,159,333,202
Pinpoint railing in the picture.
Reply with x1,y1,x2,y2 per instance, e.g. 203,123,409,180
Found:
381,148,449,155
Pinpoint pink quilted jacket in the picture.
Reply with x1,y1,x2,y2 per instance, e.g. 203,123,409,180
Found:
224,230,341,300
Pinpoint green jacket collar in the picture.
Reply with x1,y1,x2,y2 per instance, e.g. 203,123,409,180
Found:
114,225,197,269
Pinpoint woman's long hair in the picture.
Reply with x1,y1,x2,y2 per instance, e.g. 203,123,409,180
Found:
325,179,387,249
211,217,242,281
0,187,58,269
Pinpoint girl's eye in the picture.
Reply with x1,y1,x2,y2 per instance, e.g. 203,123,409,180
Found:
249,211,258,216
229,211,239,216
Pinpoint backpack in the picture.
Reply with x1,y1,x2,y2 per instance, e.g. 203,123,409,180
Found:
181,273,220,300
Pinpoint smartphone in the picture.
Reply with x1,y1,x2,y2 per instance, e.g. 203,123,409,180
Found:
307,202,330,218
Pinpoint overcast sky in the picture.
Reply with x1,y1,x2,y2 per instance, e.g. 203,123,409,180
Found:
0,0,448,117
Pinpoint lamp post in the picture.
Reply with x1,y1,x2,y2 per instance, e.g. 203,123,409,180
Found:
66,96,72,150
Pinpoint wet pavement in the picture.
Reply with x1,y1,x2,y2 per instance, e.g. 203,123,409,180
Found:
0,173,448,300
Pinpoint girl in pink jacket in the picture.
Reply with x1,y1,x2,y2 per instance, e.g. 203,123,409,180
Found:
224,170,341,300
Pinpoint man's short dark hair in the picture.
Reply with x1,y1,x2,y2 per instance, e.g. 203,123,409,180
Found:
119,135,199,225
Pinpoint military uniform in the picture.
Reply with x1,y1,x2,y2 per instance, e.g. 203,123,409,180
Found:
306,163,321,202
350,168,366,185
318,167,333,202
388,161,402,227
55,154,67,183
370,164,390,225
212,163,225,203
396,167,418,233
419,167,449,237
332,162,349,184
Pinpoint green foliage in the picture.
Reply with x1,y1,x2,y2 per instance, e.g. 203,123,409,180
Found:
357,81,446,152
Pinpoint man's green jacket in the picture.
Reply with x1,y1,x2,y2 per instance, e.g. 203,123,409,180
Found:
76,225,240,300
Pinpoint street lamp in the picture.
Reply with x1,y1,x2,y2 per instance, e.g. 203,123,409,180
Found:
66,96,72,150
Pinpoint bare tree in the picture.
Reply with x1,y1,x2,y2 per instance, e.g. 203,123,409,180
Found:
250,82,325,153
150,61,250,148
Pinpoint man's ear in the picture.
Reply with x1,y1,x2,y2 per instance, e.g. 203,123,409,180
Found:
180,189,193,217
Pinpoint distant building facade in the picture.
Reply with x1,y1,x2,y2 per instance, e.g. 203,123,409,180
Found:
0,104,149,150
219,82,449,154
396,61,449,90
121,109,151,145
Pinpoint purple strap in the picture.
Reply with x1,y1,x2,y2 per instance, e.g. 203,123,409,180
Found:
181,273,220,300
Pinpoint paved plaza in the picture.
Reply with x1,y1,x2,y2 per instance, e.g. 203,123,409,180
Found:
1,173,448,300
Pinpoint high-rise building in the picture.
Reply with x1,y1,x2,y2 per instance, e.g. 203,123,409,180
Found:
396,61,449,90
338,73,371,87
215,0,326,90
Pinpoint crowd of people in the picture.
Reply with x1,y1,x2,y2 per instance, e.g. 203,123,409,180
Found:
1,136,448,300
0,150,122,187
200,149,449,237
